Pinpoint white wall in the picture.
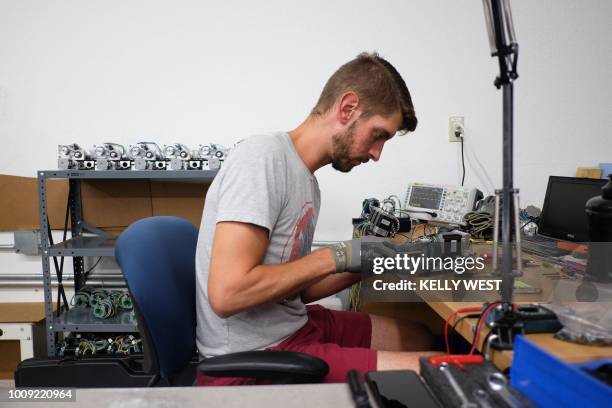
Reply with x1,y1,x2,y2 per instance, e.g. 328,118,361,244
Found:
1,1,611,299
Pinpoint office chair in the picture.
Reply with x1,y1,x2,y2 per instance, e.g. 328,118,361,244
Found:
115,216,329,386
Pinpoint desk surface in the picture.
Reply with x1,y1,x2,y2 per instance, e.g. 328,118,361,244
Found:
428,301,612,370
425,244,612,369
8,383,353,408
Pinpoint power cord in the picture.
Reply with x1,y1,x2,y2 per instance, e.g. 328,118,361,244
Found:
83,257,102,279
460,135,466,186
450,313,481,353
444,306,481,354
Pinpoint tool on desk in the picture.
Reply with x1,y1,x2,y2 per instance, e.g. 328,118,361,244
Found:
365,370,442,408
421,353,513,408
473,388,494,408
487,372,527,408
346,370,373,408
438,362,478,408
485,304,562,334
512,280,542,294
429,355,484,369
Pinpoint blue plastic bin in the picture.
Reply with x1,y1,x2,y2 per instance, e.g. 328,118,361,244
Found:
511,336,611,408
599,163,612,178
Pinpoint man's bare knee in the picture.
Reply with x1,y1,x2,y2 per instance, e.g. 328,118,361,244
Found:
377,351,443,371
371,315,435,351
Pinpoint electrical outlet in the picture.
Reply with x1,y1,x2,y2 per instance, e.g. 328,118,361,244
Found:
449,116,465,142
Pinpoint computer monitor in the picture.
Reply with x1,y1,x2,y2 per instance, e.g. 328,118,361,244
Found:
538,176,607,242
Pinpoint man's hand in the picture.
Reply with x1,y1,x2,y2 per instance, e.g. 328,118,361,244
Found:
330,236,393,273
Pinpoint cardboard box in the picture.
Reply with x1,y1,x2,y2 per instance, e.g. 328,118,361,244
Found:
150,181,210,227
0,303,49,379
80,180,153,229
0,174,211,232
0,175,68,231
576,167,602,179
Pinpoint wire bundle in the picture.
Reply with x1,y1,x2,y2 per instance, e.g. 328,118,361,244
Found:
463,211,493,239
58,334,143,357
93,298,116,319
443,302,511,356
71,287,133,319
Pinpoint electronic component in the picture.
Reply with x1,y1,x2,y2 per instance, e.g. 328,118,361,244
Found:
189,143,228,170
71,287,133,320
368,198,400,237
485,304,562,334
403,183,481,226
57,333,143,357
163,143,191,170
92,143,129,170
58,143,95,170
57,142,230,171
359,197,403,238
128,142,166,170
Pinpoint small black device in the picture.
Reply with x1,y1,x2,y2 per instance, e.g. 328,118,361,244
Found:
537,176,607,242
486,304,562,334
366,370,442,408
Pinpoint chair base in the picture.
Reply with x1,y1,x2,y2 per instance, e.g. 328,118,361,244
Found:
15,355,199,388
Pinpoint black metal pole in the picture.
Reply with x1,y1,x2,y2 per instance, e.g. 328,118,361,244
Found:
501,82,514,304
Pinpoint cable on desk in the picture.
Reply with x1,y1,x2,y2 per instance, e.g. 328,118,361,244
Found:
444,307,482,355
448,313,481,354
464,211,493,239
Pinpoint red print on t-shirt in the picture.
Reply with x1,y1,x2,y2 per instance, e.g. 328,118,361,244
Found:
281,201,315,263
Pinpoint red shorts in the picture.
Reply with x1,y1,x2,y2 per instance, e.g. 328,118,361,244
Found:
196,304,377,385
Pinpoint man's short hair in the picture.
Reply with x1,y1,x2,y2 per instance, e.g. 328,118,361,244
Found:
312,52,417,134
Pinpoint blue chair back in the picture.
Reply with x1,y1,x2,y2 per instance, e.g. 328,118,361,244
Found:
115,216,198,380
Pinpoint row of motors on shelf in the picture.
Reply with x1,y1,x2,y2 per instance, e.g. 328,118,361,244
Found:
57,142,234,171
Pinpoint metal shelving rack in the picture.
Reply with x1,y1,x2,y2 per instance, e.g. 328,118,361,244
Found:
37,169,217,356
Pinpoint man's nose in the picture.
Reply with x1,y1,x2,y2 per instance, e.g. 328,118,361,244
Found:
369,143,383,162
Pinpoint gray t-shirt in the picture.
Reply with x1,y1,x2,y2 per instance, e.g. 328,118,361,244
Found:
195,132,321,357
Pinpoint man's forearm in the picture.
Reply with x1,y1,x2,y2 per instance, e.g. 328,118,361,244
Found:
208,247,336,317
300,272,361,304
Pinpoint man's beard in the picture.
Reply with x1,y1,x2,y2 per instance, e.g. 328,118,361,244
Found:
331,121,358,173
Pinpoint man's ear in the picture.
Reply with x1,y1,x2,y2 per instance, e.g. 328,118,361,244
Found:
336,92,360,125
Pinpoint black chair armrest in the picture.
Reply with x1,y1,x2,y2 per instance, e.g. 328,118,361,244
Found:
198,351,329,383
